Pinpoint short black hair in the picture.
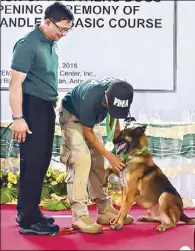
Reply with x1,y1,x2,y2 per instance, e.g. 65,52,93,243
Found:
44,2,74,22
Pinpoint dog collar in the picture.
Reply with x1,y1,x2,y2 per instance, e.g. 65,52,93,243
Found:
140,146,150,153
118,146,150,163
120,153,129,163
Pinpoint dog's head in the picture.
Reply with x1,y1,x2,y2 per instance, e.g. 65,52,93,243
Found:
113,126,148,155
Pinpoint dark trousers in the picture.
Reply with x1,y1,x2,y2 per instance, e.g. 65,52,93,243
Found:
17,94,56,227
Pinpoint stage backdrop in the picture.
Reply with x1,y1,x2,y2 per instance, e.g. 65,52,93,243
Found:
0,1,195,122
1,0,176,92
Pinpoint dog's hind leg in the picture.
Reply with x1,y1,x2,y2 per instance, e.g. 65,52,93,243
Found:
138,204,161,223
156,193,181,232
138,216,161,223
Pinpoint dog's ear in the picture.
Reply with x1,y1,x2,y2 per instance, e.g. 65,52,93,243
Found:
141,125,147,132
134,126,147,134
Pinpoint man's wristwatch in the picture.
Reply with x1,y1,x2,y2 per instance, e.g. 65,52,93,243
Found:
12,115,24,121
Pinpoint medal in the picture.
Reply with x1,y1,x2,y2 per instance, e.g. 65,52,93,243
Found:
105,141,114,152
104,113,117,152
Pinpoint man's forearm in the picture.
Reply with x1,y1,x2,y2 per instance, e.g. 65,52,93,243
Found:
84,130,111,159
9,80,23,117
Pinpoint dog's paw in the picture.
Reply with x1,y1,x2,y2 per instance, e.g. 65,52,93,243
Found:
156,225,166,232
137,215,145,221
137,216,152,222
110,223,123,230
137,216,146,222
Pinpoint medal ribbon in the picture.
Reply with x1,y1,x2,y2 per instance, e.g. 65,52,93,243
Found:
106,113,117,143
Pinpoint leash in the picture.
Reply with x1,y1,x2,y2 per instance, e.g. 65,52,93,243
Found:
119,170,125,187
55,225,112,235
55,227,77,235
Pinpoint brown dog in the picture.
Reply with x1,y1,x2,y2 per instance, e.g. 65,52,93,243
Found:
106,125,195,232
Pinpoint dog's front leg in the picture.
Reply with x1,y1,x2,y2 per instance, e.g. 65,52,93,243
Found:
111,176,138,230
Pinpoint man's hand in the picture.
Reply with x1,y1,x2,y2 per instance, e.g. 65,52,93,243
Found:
12,119,32,142
106,152,125,172
9,69,30,143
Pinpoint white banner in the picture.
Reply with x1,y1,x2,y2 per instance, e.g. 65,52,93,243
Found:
0,0,176,91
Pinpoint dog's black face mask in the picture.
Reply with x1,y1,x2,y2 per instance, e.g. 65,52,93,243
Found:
113,126,147,155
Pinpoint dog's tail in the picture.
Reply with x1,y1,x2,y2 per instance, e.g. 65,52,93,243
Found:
180,213,195,225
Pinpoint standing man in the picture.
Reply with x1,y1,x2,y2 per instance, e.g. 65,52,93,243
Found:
9,2,74,235
60,78,134,234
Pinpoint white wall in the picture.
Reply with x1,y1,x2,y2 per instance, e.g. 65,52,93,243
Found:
131,1,195,122
1,1,195,122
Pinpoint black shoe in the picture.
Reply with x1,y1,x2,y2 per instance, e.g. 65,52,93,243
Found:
19,222,59,235
16,214,55,225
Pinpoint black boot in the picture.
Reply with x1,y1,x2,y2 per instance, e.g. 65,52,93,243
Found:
16,213,55,225
18,221,59,235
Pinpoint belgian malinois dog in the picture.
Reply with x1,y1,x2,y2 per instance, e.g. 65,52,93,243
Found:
106,125,195,232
